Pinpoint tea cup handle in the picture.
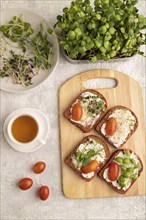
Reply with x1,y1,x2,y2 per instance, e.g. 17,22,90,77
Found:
38,138,46,145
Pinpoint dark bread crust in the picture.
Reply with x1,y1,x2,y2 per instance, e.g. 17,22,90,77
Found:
98,149,143,194
64,89,107,133
95,106,138,148
65,135,110,182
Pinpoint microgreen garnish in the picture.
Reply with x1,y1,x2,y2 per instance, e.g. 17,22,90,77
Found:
0,50,35,87
74,139,105,169
0,16,53,86
0,15,34,42
114,150,141,188
82,95,105,116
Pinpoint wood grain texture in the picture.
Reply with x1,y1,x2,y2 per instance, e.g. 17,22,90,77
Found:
59,69,146,199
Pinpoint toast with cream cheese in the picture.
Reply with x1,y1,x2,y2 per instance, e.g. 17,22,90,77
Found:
95,106,138,148
64,89,107,133
65,135,110,182
98,149,143,194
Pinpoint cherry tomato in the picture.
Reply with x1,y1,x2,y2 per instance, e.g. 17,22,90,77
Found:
72,103,83,121
81,160,99,174
33,161,46,174
19,178,33,190
108,162,119,181
105,117,117,136
39,186,49,201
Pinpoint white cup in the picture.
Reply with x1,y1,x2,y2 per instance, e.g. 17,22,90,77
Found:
7,114,46,146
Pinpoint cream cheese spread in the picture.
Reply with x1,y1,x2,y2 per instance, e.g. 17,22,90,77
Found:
101,109,136,148
82,172,95,179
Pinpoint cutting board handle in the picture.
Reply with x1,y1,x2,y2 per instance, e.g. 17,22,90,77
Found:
60,69,140,93
79,70,125,89
78,69,134,90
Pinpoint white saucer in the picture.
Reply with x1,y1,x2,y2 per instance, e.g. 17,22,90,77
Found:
3,108,49,153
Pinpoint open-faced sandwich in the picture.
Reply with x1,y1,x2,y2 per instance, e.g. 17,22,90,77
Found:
95,106,138,148
98,149,143,194
65,135,110,182
64,89,107,133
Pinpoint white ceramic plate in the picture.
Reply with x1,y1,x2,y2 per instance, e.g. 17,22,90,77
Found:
0,9,59,93
3,108,49,153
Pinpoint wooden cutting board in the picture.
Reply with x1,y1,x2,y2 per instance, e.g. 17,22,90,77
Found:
59,69,146,199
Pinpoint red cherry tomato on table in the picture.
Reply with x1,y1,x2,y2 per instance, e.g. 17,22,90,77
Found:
39,186,50,201
72,103,83,121
108,162,119,181
19,178,33,190
33,161,46,174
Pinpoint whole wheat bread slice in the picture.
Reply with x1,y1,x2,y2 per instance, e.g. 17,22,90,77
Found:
64,89,107,133
65,135,110,182
98,149,143,194
95,106,138,148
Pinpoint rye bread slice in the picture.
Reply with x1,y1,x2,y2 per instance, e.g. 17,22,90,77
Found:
98,149,143,194
95,106,138,148
65,135,110,182
64,89,107,133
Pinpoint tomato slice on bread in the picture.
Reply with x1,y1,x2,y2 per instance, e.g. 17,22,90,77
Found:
105,117,117,136
81,160,99,174
72,103,83,121
108,162,119,181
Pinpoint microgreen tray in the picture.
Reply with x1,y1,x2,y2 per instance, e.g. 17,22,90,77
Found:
62,48,134,64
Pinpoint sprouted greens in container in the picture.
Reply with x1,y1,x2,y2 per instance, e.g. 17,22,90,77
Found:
53,0,146,61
